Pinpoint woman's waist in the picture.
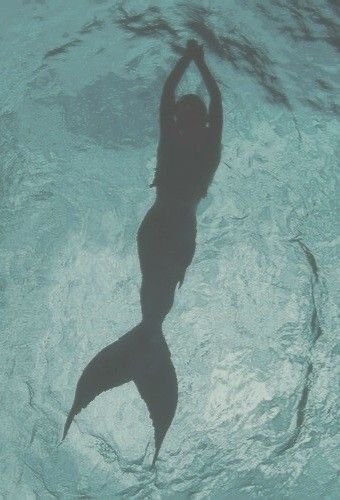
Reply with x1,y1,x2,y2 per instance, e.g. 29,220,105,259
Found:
152,171,208,200
139,202,197,242
153,194,198,214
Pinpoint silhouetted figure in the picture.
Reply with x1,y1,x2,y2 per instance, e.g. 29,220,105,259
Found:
63,40,223,464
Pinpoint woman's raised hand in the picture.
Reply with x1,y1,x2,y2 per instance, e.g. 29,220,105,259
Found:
185,39,204,64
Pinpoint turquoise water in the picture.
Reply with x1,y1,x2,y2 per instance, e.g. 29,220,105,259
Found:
0,0,339,497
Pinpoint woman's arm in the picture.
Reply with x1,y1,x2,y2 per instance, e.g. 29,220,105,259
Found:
150,46,192,188
194,46,223,143
159,42,197,132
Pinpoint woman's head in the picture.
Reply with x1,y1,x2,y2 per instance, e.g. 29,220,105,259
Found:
175,94,208,131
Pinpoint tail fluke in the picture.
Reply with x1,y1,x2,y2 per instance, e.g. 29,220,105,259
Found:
62,328,136,440
133,334,178,465
63,323,178,463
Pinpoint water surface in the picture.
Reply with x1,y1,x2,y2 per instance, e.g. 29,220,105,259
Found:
0,0,339,497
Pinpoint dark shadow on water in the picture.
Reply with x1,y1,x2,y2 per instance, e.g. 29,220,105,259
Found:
60,72,159,149
63,40,223,464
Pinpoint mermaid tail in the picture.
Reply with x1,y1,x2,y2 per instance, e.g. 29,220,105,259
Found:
63,323,178,464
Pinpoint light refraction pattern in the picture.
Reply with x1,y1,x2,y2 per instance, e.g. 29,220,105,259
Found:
0,0,339,497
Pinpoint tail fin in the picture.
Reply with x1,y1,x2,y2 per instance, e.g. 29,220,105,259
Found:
63,323,178,464
133,332,178,465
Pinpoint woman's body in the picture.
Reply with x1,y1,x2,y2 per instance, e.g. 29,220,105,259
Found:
64,41,223,464
138,40,223,328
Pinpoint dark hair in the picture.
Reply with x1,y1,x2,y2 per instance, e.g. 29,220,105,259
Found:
175,94,208,128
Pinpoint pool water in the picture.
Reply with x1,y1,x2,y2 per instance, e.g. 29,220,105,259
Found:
0,0,339,497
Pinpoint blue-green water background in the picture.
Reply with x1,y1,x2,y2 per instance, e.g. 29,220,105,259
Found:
0,0,339,497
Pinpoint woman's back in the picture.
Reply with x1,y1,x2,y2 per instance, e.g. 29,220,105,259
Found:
151,124,221,202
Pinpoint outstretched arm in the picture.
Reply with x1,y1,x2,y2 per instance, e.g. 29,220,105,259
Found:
160,55,190,131
194,48,223,143
159,43,195,132
150,47,191,188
